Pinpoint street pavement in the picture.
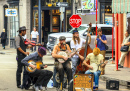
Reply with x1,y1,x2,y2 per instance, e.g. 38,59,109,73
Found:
0,46,130,91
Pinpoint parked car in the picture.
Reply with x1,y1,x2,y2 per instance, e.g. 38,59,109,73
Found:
47,25,88,53
47,24,115,53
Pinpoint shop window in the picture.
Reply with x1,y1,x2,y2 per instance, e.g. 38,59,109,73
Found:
32,0,71,7
101,27,112,35
9,6,19,38
100,3,112,25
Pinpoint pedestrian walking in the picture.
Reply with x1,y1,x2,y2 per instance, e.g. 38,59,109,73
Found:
31,27,39,52
94,28,107,75
0,29,7,49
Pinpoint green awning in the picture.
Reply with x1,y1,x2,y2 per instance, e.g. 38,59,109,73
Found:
112,0,130,13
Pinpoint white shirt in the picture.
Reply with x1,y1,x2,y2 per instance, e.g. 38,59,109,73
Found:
31,31,39,38
70,38,86,57
22,35,26,39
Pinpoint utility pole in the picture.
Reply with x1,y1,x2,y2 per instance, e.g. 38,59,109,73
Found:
38,0,41,43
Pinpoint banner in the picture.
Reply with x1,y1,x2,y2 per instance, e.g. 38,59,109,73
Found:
5,8,17,16
112,0,130,13
81,0,98,15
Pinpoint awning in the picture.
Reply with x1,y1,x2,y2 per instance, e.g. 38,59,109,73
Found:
112,0,130,13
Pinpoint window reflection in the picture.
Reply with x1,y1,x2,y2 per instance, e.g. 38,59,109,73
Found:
9,6,19,38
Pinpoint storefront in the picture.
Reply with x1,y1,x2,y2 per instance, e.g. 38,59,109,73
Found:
99,0,112,25
112,0,130,68
7,0,19,48
31,0,72,44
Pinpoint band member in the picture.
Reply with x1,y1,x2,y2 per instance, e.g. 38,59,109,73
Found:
21,47,53,91
70,29,91,77
52,36,75,89
83,47,107,90
15,26,39,88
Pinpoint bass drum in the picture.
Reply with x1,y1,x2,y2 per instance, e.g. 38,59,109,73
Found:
68,79,73,91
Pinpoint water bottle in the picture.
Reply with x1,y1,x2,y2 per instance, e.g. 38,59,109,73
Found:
47,79,53,88
93,82,96,89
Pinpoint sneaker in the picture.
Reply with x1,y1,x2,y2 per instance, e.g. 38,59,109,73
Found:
118,65,123,68
34,85,39,91
17,85,22,88
95,87,98,90
39,85,43,90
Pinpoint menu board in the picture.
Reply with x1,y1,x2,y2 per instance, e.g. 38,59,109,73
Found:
73,74,94,91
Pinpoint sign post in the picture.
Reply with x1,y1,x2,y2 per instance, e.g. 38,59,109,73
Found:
57,2,68,32
56,2,68,7
69,15,82,28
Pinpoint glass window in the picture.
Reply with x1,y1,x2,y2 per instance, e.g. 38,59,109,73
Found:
9,5,19,38
32,0,71,7
101,27,112,35
100,3,112,25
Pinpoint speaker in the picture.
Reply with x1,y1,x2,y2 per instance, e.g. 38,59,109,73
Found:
106,80,119,90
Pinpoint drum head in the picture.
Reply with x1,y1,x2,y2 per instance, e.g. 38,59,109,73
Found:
89,63,98,72
57,51,68,63
55,72,67,83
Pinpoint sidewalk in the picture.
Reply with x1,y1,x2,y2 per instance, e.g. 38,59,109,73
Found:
1,46,130,88
100,63,130,87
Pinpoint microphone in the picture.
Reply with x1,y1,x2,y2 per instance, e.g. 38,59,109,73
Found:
63,42,66,45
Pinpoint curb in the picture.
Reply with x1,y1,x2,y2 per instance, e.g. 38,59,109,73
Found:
100,75,129,86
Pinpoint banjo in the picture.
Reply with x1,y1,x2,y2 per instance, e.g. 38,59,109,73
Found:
57,48,81,63
89,58,113,72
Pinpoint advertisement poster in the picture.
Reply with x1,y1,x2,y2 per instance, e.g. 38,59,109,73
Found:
81,0,98,15
105,17,112,25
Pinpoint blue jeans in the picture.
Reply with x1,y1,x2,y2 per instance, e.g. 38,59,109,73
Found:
31,38,37,51
71,57,79,77
85,70,101,87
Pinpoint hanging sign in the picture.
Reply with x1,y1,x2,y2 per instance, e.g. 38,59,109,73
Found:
5,8,17,16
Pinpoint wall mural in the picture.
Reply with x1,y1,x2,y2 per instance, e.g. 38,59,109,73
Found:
81,0,98,15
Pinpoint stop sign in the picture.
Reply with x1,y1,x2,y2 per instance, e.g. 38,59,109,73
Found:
69,15,82,28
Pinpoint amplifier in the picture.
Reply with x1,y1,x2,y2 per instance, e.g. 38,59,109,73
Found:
106,80,119,90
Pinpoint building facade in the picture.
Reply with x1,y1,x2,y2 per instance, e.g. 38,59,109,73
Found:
112,0,130,68
0,0,112,48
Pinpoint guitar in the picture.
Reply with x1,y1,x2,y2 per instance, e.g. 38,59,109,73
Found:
57,48,82,63
26,60,52,73
89,58,113,72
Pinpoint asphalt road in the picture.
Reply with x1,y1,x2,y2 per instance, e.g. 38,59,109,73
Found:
0,50,130,91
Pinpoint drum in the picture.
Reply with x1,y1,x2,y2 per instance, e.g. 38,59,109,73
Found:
53,67,67,88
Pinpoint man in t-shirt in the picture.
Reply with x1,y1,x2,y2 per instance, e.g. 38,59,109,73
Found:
94,28,107,75
31,27,39,52
70,29,91,77
83,47,107,90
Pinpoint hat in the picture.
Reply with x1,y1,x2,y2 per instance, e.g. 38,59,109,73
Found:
73,29,78,34
38,47,46,55
17,26,28,32
93,47,100,56
59,36,66,40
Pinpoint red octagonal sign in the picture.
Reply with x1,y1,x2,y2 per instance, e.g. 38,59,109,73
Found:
69,15,82,28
